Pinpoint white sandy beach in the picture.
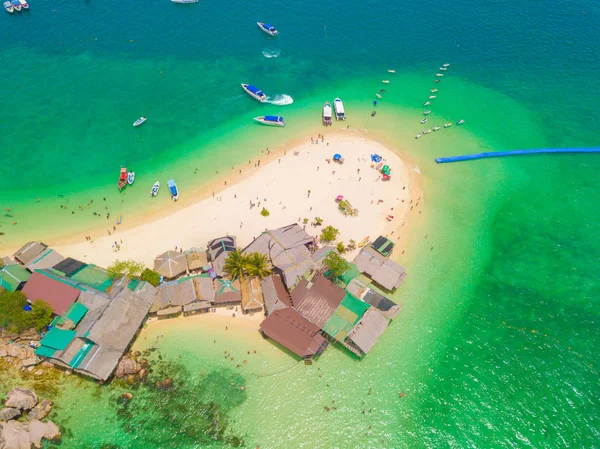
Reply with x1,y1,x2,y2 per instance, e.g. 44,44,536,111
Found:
54,134,418,267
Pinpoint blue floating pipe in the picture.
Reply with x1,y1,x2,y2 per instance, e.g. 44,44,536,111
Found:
435,148,600,164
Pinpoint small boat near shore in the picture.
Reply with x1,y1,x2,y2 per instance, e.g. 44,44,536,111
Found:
358,236,370,248
423,101,431,106
433,126,441,131
436,73,444,77
388,69,396,73
382,80,390,84
168,179,179,201
415,133,422,139
457,119,465,125
434,79,441,83
323,102,332,126
429,95,436,99
444,122,452,128
151,181,160,197
127,171,135,185
439,67,447,71
257,22,278,36
4,1,14,12
443,63,450,67
171,0,198,3
334,98,345,121
423,129,432,134
420,118,427,124
241,83,267,102
133,117,147,127
424,110,431,115
18,0,28,9
11,0,20,11
376,93,382,99
254,115,285,126
431,89,438,93
118,168,127,191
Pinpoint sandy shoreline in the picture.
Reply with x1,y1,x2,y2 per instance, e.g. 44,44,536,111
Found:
37,131,422,267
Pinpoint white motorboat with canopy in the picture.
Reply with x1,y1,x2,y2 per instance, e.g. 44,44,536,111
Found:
257,22,278,36
323,102,332,126
334,98,345,120
254,116,285,126
241,84,267,102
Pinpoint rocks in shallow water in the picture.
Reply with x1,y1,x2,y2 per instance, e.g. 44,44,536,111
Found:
5,387,38,410
18,329,40,342
28,419,61,448
0,420,31,449
115,357,142,378
0,407,21,421
28,399,52,421
21,358,39,368
6,346,34,361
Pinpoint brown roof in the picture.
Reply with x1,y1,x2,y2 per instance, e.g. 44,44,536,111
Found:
353,246,407,291
186,251,208,271
347,308,390,355
291,275,345,329
154,251,187,278
260,307,327,357
22,271,80,315
12,241,47,265
241,277,264,312
261,275,292,315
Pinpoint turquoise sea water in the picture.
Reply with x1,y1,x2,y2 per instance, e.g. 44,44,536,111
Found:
1,0,599,447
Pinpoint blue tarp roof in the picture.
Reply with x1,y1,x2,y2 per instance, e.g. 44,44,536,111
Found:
264,116,283,122
246,85,264,95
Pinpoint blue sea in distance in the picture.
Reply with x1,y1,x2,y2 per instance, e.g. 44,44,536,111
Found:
0,0,599,447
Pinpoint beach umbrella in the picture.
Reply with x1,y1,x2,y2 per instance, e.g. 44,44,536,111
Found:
336,195,344,202
153,250,187,278
333,154,342,161
371,154,382,162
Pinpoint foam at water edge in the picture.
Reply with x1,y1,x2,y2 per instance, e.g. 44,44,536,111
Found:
262,48,281,58
267,94,294,105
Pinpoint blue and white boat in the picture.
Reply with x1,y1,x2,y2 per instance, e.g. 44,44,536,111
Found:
254,116,285,127
151,181,160,197
241,84,267,102
171,0,198,3
257,22,278,36
11,0,20,11
127,171,135,185
334,98,345,121
4,1,14,12
18,0,28,9
168,179,179,201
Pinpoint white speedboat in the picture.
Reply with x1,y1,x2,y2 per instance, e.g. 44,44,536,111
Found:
431,89,438,93
433,126,441,131
11,0,20,11
241,83,267,102
424,110,431,115
334,98,345,121
457,119,465,125
415,133,422,139
420,118,427,124
151,181,160,197
423,101,431,106
439,67,447,71
443,63,450,67
429,95,436,99
4,1,14,12
168,179,179,201
133,117,147,127
376,93,382,99
323,102,332,126
388,69,396,73
127,171,135,185
382,80,390,84
444,122,452,128
171,0,198,3
257,22,278,36
423,129,432,134
434,79,441,83
436,73,444,77
254,115,285,126
18,0,28,9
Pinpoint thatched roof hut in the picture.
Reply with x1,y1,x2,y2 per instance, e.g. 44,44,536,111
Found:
154,251,187,279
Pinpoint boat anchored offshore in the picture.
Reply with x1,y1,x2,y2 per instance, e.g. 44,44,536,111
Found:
168,179,179,201
444,122,452,128
423,101,431,106
457,119,465,125
388,69,396,73
420,118,427,124
11,0,20,11
127,171,135,185
433,126,441,131
431,89,438,93
18,0,28,9
257,22,278,36
424,110,431,115
436,73,444,77
423,129,432,134
171,0,198,3
334,98,345,121
323,102,332,126
241,83,267,102
429,95,436,99
133,117,147,127
382,80,390,84
4,1,14,12
443,63,450,67
254,115,285,126
415,133,422,139
118,168,127,191
439,67,447,71
151,181,160,197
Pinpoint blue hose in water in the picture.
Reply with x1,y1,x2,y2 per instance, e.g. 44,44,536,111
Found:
435,148,600,164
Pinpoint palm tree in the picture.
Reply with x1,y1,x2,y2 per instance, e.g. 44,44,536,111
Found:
223,249,248,280
245,252,272,279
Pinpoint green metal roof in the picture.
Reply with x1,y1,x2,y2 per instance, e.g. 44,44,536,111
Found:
0,264,31,292
35,345,57,358
55,302,88,327
39,327,76,351
322,292,370,341
340,263,361,285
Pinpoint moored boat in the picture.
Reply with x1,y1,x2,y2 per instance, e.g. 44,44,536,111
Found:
241,83,267,102
431,89,438,93
171,0,198,3
434,79,441,83
4,1,14,12
457,119,465,125
127,171,135,185
254,115,285,126
257,22,278,36
11,0,20,11
151,181,160,197
118,168,127,191
415,133,422,139
423,101,431,106
436,73,444,77
333,98,345,121
444,122,452,128
323,102,332,126
133,116,147,127
168,179,179,201
439,67,447,71
423,129,432,134
443,63,450,67
433,126,441,131
429,95,436,99
388,69,396,73
420,118,427,124
375,93,382,99
358,236,370,248
424,110,431,115
382,80,390,84
18,0,27,9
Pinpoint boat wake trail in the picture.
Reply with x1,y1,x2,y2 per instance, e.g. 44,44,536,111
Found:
267,94,294,105
262,48,281,58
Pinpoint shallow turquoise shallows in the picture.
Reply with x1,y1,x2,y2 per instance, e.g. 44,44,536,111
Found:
1,0,599,447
